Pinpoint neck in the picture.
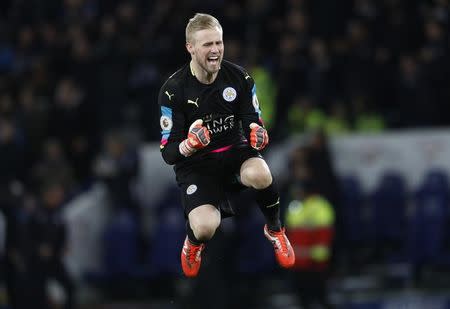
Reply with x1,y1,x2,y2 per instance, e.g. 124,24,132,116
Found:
190,60,218,84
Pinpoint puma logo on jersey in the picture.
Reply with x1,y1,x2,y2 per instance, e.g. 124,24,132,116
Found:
165,91,174,100
187,98,199,107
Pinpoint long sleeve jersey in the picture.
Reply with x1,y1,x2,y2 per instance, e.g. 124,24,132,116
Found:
158,60,264,170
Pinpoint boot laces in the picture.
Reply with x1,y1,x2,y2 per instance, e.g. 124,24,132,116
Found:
186,242,203,264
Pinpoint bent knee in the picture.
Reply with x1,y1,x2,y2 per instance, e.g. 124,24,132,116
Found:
241,168,273,189
188,205,221,240
192,221,219,242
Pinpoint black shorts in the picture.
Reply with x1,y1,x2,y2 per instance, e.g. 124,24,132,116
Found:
176,144,262,218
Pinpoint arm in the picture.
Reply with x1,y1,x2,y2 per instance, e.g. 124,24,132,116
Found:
238,73,269,150
158,80,210,165
158,80,187,165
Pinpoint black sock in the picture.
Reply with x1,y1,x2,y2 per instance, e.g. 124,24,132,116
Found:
186,221,202,245
255,180,281,231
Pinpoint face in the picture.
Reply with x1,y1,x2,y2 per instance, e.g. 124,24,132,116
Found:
187,27,224,74
43,184,65,209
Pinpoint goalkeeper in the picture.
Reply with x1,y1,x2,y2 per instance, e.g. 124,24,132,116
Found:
158,13,295,277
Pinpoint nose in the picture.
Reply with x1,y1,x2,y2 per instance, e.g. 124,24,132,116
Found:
211,44,219,53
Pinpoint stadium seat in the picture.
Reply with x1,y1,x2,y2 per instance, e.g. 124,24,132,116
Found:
339,174,366,244
421,169,449,194
147,206,185,276
408,169,450,266
146,183,185,276
102,209,140,277
369,171,408,261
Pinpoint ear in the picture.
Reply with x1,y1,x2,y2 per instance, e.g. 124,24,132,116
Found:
186,42,194,55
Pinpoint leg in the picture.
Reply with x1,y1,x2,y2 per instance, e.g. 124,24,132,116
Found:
181,205,221,277
187,204,221,243
177,161,224,277
240,157,295,268
179,171,223,244
240,157,272,189
240,157,280,230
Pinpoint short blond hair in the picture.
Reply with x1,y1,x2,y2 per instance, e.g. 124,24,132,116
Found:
186,13,222,43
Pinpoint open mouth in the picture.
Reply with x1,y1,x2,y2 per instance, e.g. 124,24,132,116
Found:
207,55,220,65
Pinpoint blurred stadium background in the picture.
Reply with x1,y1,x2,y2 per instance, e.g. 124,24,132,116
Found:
0,0,450,308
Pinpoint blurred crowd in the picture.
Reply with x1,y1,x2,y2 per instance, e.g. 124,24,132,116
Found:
0,0,449,308
0,0,448,191
1,0,449,196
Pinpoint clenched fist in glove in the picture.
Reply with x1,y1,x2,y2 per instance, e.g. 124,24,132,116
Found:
249,123,269,150
179,119,211,157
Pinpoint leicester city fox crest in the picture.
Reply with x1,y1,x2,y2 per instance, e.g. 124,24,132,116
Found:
222,87,237,102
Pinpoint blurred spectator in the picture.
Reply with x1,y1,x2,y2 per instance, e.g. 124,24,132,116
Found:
0,92,14,117
395,54,431,127
324,100,351,135
31,139,76,193
306,130,341,210
48,77,95,184
285,171,335,309
93,130,140,215
303,130,343,269
352,96,385,133
1,187,36,309
0,118,26,187
344,19,374,99
419,19,449,125
306,38,335,107
371,47,395,121
27,181,74,309
15,84,50,168
13,25,39,75
249,64,277,130
272,32,308,140
93,129,146,268
288,95,327,134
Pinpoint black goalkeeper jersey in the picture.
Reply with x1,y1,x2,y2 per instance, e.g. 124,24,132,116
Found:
158,60,264,170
